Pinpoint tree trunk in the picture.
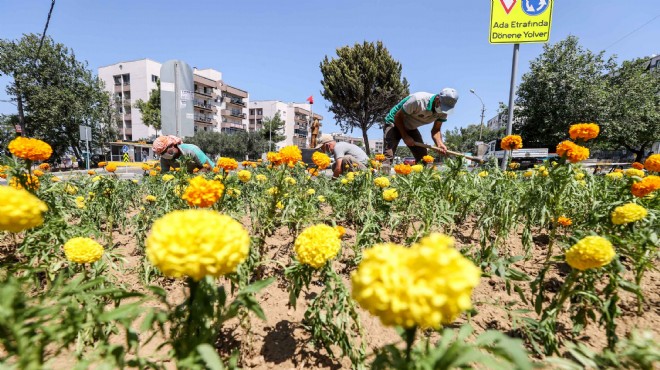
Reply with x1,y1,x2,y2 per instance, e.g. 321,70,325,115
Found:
15,82,27,136
361,123,371,156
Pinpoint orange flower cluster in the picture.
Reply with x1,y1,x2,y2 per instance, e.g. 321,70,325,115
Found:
98,161,107,167
645,154,660,173
374,154,386,162
394,163,412,175
241,161,258,168
216,157,238,171
33,169,44,177
278,145,302,167
9,174,40,191
38,163,50,171
307,168,319,176
631,175,660,198
556,216,573,227
8,137,52,161
105,163,117,173
422,155,434,164
556,140,589,163
267,151,281,166
568,123,600,141
631,162,644,170
181,176,225,208
500,135,523,150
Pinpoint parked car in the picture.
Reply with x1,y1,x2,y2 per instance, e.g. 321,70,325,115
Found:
403,157,416,165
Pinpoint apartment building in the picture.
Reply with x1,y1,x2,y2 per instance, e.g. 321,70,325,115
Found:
330,132,365,147
98,59,249,141
369,138,384,153
249,100,323,150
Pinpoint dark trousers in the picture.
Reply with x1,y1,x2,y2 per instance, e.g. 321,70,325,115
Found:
383,125,428,168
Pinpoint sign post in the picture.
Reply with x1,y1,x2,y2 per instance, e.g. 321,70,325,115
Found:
79,125,92,170
490,0,554,170
160,60,194,138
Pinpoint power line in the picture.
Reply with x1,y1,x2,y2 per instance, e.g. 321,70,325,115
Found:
36,0,56,59
604,13,660,51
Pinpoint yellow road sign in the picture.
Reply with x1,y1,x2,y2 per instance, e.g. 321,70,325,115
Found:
490,0,554,44
123,153,130,162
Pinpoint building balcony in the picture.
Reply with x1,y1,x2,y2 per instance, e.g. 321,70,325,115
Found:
195,89,214,97
223,96,246,107
194,101,214,111
221,85,248,98
221,109,246,119
221,122,245,130
194,115,214,124
113,84,131,93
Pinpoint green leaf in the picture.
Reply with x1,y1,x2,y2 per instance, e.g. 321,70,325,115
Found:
197,344,225,370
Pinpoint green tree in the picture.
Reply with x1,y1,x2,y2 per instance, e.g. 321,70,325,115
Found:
320,41,409,156
0,34,115,162
0,115,19,155
187,130,268,160
134,80,161,133
514,36,615,148
444,124,504,153
259,112,286,150
601,57,660,161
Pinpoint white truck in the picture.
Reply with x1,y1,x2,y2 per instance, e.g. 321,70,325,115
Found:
482,140,550,169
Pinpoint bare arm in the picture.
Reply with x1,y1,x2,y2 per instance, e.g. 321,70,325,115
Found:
394,110,415,147
431,121,447,153
333,158,343,178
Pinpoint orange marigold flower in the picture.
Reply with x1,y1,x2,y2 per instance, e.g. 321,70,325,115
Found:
98,161,107,167
374,154,386,162
394,163,412,175
9,174,40,191
644,154,660,173
8,137,52,161
38,163,50,171
631,175,660,198
312,151,331,170
631,162,644,170
33,169,44,177
568,123,599,141
267,151,281,166
556,216,572,227
307,167,319,176
278,145,302,167
216,157,238,171
556,140,589,163
500,135,523,150
141,163,152,171
105,163,117,173
335,225,346,238
181,176,225,208
87,170,96,175
422,155,434,164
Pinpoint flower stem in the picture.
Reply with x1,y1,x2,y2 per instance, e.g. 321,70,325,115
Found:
404,326,417,363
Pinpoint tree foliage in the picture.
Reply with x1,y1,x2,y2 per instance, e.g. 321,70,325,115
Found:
134,80,161,132
320,41,409,155
260,112,286,146
0,34,116,162
186,130,269,160
601,58,660,161
444,124,504,153
514,36,615,148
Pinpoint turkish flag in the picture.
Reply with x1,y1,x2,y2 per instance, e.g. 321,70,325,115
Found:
306,95,314,104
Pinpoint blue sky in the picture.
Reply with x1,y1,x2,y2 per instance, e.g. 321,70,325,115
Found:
1,0,659,144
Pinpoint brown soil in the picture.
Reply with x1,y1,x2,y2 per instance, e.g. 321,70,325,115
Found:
2,218,658,369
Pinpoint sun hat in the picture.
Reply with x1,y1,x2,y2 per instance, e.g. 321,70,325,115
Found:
435,88,459,115
314,134,335,149
153,135,182,156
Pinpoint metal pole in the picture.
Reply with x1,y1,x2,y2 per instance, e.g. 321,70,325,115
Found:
85,129,90,170
309,103,313,148
174,62,180,137
479,104,485,141
501,43,520,171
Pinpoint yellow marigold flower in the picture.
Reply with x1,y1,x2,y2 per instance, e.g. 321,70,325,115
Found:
216,157,238,171
312,151,331,170
569,123,599,141
276,200,284,210
266,151,281,166
145,195,157,202
278,145,302,167
317,195,326,202
335,225,346,238
625,168,645,178
611,203,647,225
478,171,488,178
351,234,481,328
574,173,585,180
237,170,252,183
306,188,316,195
422,155,434,164
0,186,48,232
63,237,104,264
141,163,152,171
149,170,158,177
411,164,424,173
8,136,52,161
501,135,523,150
631,162,644,170
181,176,225,208
9,174,40,191
65,184,78,195
285,177,297,185
33,169,44,177
146,210,249,280
105,163,117,173
505,171,517,179
556,141,590,163
374,176,390,188
131,179,138,184
38,163,50,171
91,175,101,182
644,154,660,172
0,165,8,179
523,170,534,178
382,188,398,201
565,236,615,271
52,176,60,182
266,186,279,195
508,162,521,169
340,178,349,185
394,164,412,175
162,174,175,182
75,196,86,209
294,224,341,269
256,174,267,182
374,153,386,162
606,172,623,180
556,216,572,227
226,188,241,198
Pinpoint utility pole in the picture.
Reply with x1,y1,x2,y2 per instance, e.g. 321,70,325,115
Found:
470,89,486,141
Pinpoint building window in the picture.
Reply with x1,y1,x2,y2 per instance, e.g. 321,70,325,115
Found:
113,75,121,86
151,75,159,83
122,74,130,85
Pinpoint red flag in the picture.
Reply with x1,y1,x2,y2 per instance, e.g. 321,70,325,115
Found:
306,95,314,104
